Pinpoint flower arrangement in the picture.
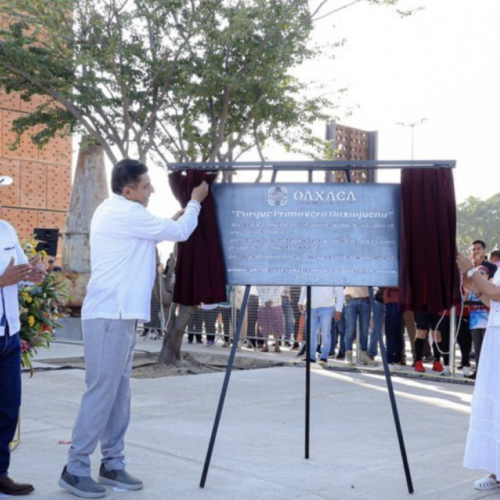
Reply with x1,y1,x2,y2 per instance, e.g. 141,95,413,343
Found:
18,238,67,375
21,237,47,260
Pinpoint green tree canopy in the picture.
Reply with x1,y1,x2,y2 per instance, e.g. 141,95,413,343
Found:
457,194,500,253
0,0,326,164
0,0,408,165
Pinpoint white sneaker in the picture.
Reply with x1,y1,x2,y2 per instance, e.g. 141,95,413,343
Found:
345,350,354,367
462,366,471,377
474,476,500,491
359,350,378,366
442,365,451,376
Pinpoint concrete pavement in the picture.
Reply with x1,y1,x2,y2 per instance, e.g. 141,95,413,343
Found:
6,340,491,500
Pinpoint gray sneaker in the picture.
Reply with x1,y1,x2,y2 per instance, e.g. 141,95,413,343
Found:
98,465,143,491
58,466,106,498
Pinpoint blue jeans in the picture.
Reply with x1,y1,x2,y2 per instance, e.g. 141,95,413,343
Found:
309,307,335,361
344,299,371,352
369,300,385,357
0,326,21,477
329,310,345,356
385,303,403,363
281,296,295,341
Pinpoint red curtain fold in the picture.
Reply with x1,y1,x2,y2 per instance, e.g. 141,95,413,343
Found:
399,168,461,313
168,170,227,306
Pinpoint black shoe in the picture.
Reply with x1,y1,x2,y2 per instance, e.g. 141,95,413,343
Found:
335,353,345,360
0,475,34,496
284,341,292,347
467,372,477,380
290,342,299,350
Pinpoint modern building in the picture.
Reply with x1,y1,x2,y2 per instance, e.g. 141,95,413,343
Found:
326,121,378,183
0,89,72,258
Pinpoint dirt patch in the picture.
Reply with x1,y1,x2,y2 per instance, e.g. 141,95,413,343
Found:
40,351,290,379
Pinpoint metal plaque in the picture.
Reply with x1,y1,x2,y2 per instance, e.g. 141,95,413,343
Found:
212,183,400,286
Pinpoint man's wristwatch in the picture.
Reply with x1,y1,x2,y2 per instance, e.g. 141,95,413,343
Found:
467,267,479,278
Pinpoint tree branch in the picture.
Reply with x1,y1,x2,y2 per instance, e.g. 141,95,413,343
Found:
312,0,362,21
223,90,264,160
0,61,118,163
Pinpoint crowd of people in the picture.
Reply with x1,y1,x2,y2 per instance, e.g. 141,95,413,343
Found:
179,239,499,378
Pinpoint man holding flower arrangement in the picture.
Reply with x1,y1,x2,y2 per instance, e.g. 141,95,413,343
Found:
0,175,47,496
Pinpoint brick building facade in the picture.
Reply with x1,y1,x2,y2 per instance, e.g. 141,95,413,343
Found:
0,89,72,258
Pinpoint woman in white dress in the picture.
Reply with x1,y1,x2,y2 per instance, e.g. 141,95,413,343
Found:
457,252,500,491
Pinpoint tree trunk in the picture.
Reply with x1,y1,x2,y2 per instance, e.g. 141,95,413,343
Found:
59,139,108,315
157,304,198,365
62,139,108,273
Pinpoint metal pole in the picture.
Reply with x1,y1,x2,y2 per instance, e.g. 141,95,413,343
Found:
305,286,311,459
200,285,251,488
396,119,427,162
449,306,456,376
158,270,165,332
368,287,414,494
304,166,313,459
410,126,414,161
356,318,360,362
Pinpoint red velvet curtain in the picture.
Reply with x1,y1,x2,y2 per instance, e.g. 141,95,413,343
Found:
168,170,227,306
399,168,461,313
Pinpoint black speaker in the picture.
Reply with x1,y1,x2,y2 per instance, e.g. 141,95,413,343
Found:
34,228,59,243
34,228,59,257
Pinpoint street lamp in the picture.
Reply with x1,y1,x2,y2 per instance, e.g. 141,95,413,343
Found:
396,118,428,160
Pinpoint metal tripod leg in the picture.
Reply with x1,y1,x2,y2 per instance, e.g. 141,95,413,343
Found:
200,285,251,488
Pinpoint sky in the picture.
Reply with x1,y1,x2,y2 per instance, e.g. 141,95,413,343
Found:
92,0,500,256
308,0,500,200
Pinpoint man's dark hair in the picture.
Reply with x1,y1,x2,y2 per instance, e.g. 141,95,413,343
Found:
472,239,486,249
111,159,148,195
490,250,500,261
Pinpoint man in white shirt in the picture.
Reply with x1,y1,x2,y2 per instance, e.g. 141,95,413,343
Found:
59,160,208,499
298,287,344,363
0,177,45,496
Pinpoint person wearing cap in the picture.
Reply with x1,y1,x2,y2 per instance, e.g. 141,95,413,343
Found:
59,160,208,498
0,175,46,496
47,258,62,273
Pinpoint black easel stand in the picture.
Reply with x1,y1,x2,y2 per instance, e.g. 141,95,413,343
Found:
305,286,311,459
191,160,426,494
368,286,414,494
200,285,251,488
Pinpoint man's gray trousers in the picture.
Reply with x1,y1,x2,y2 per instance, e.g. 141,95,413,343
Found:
67,319,136,476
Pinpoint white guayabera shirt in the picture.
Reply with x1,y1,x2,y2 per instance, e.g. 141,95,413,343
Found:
0,220,28,336
82,194,201,323
298,287,344,312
